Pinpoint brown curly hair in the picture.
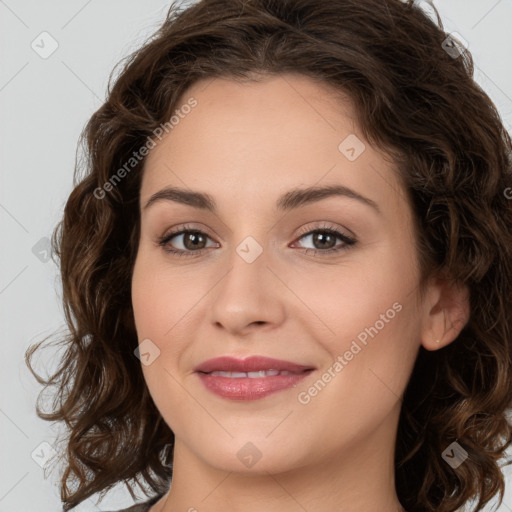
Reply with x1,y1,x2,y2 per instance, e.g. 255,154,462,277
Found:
25,0,512,510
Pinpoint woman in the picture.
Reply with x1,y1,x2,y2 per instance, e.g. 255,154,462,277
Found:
25,0,512,511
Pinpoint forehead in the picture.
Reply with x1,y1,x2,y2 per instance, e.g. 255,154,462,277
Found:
140,73,404,216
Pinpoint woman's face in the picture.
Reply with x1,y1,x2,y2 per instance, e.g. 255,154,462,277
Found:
131,73,431,476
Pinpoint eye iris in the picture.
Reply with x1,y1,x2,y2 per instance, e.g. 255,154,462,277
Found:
184,232,206,250
313,231,336,249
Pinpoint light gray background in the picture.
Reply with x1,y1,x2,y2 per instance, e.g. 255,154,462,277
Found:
1,1,511,511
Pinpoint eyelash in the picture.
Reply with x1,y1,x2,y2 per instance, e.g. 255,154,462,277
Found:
157,222,357,258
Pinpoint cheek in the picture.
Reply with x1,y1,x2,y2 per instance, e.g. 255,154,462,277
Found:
292,256,414,341
328,273,420,406
131,250,196,341
132,253,195,430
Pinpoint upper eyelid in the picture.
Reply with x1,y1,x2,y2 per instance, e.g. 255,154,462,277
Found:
161,224,216,241
295,222,355,239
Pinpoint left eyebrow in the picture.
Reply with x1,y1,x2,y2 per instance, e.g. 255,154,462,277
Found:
143,184,381,215
276,184,380,214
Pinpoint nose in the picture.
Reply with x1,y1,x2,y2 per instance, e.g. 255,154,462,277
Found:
208,241,286,337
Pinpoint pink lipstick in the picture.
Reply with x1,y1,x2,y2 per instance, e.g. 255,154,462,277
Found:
194,356,314,401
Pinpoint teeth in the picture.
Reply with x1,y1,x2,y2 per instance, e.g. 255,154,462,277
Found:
247,371,269,378
260,369,280,377
209,370,294,378
229,371,247,378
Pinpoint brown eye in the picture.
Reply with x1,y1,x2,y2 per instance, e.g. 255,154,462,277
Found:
181,231,208,250
293,226,356,256
307,231,338,250
158,228,218,256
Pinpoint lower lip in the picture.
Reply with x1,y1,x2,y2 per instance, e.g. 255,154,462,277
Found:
196,371,313,401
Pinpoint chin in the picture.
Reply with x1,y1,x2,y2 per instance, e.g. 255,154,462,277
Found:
192,436,311,475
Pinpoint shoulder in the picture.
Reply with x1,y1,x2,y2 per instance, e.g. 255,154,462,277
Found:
103,494,163,512
104,505,150,512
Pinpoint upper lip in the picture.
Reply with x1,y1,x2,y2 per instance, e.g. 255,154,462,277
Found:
194,356,315,374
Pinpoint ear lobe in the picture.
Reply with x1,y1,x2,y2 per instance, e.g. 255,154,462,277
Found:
421,277,470,351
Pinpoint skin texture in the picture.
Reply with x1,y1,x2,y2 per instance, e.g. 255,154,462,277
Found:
131,73,469,512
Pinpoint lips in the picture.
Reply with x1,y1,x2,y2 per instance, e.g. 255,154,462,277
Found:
194,356,315,401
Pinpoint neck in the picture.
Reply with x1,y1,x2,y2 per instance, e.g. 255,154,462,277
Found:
152,403,406,512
